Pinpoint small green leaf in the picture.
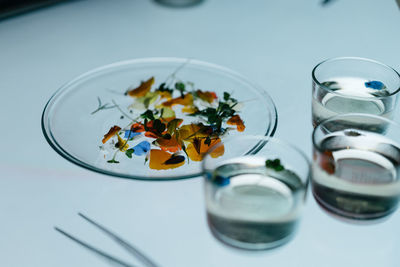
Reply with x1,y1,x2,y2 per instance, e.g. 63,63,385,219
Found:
266,158,285,172
125,149,135,158
157,83,173,94
167,118,183,134
107,159,120,164
223,92,230,101
141,110,155,120
175,82,185,91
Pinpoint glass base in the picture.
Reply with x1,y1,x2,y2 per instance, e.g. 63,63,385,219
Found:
154,0,203,7
312,189,397,224
207,219,295,250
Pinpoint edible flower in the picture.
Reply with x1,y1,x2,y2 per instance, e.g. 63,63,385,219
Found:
102,126,121,144
125,141,151,158
126,77,155,98
132,141,151,156
186,138,224,161
149,149,185,170
160,93,194,108
115,134,129,152
196,90,217,103
155,135,181,153
124,130,141,139
227,115,245,132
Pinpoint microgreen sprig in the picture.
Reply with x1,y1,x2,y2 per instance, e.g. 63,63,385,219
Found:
91,97,117,115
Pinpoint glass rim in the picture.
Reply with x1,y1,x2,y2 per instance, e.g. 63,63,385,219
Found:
312,113,400,152
202,135,310,179
312,56,400,100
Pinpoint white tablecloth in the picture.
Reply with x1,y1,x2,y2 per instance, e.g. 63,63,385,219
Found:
1,0,399,266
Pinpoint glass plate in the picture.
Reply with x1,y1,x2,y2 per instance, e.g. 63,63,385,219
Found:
42,58,278,180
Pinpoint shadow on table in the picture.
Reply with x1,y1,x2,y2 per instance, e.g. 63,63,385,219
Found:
0,0,82,21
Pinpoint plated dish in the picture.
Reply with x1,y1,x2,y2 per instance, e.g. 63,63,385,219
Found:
42,58,277,180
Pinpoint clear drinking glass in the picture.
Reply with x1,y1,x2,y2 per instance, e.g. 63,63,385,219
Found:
312,113,400,222
202,136,309,250
312,57,400,128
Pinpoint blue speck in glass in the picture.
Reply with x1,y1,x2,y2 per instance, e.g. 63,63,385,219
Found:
365,81,385,90
214,175,230,186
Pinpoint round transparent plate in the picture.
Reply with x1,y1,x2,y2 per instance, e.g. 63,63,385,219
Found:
42,58,278,180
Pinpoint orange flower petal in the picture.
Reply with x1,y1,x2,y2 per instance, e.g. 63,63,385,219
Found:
158,91,172,100
227,115,245,132
178,123,209,141
149,149,185,170
161,93,193,108
181,105,198,114
130,123,145,133
127,77,154,98
156,136,181,153
186,138,224,161
144,131,160,139
196,90,217,103
102,126,121,144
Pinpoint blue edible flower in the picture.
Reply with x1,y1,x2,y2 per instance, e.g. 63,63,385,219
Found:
365,81,385,90
132,141,150,156
124,130,141,139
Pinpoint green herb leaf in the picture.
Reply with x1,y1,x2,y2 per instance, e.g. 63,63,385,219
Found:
175,82,185,92
167,118,183,135
175,82,186,97
223,92,230,101
125,148,135,158
222,91,237,103
152,119,166,134
141,110,155,120
266,158,285,172
157,83,174,94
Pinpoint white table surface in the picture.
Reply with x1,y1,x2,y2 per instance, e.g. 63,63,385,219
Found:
1,0,400,266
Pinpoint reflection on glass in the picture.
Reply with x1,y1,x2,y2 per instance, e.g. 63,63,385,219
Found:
312,57,400,129
312,114,400,222
203,136,309,250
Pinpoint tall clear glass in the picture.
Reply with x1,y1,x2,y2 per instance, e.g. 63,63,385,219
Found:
312,57,400,128
202,136,309,250
312,113,400,222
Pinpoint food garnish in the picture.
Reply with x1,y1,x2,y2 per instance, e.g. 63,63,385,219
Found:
94,68,246,170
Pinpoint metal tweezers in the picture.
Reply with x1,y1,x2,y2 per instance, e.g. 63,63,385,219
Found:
55,213,160,267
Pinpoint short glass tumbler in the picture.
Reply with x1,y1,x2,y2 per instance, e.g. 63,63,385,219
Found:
312,113,400,221
312,57,400,128
202,136,310,250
